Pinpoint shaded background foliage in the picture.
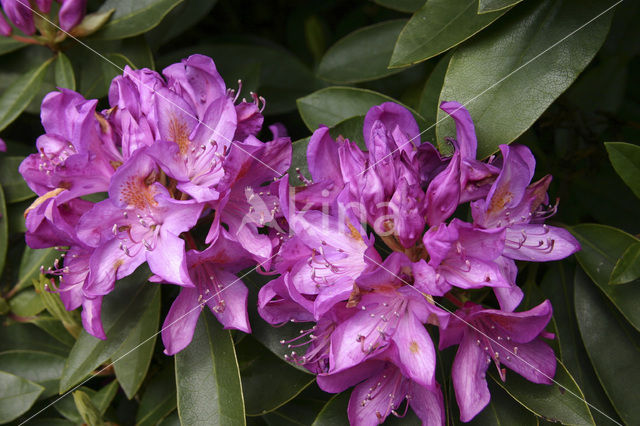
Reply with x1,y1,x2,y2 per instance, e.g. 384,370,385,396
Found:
0,0,639,424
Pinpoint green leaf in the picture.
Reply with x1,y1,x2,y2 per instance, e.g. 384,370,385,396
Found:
160,42,321,115
146,0,219,48
9,289,45,318
390,0,510,67
112,286,161,398
0,156,35,203
571,224,640,330
318,20,408,83
0,370,44,423
136,363,177,426
329,116,367,147
0,58,53,132
478,0,524,13
93,0,185,40
34,275,81,336
0,350,65,399
175,312,245,425
574,269,640,425
59,268,155,392
297,86,426,132
92,380,119,413
54,52,76,91
540,263,619,425
0,321,69,356
73,390,104,426
69,9,116,38
436,0,615,158
0,38,25,56
418,51,452,142
0,185,7,276
29,315,76,347
238,336,315,416
610,242,640,285
288,137,311,185
372,0,425,13
312,392,350,426
54,386,96,422
15,247,59,293
469,380,538,425
605,142,640,198
493,359,595,425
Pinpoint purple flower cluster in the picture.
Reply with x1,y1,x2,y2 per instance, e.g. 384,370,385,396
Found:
20,54,291,355
0,0,86,36
258,102,580,424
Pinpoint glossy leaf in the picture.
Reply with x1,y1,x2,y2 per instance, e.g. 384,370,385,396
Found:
605,142,640,198
312,392,350,426
0,350,65,399
93,0,185,40
54,52,75,91
0,38,24,56
610,242,640,285
175,312,245,425
493,359,595,425
146,0,219,48
478,0,524,13
55,382,115,423
390,0,509,67
0,322,69,356
0,185,6,277
297,86,426,132
28,315,76,347
436,0,615,158
92,380,119,414
288,137,311,185
112,286,161,399
318,20,407,83
575,269,640,425
136,363,176,426
59,269,155,392
571,224,640,330
418,51,452,142
0,156,35,203
15,247,58,293
469,380,538,425
73,390,104,426
34,275,80,336
0,58,53,132
373,0,425,13
237,336,315,416
9,289,44,318
0,370,44,423
69,9,116,38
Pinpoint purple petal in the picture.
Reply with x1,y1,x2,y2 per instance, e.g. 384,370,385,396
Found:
0,13,11,36
0,0,34,34
425,151,461,226
503,224,580,261
439,101,477,160
58,0,86,31
409,382,445,426
364,102,419,158
208,269,251,333
161,287,201,355
317,359,386,393
392,314,436,387
452,331,491,422
146,229,192,287
81,296,106,340
499,338,556,384
479,300,553,343
307,126,343,185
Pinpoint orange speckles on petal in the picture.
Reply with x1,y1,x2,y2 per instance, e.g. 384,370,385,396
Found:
409,340,420,354
487,187,513,214
120,175,158,210
167,114,191,155
346,219,363,242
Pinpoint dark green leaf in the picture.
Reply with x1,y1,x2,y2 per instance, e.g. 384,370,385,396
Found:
29,315,76,347
478,0,524,13
312,392,349,426
418,51,452,142
5,198,28,234
390,0,509,67
146,0,219,48
54,386,96,422
468,380,538,425
93,0,185,40
0,370,44,423
159,412,180,426
54,52,75,91
9,289,45,317
436,0,615,158
493,359,595,425
160,43,321,115
0,38,25,56
15,247,59,293
0,185,7,276
540,263,619,425
297,86,426,132
318,20,408,83
59,269,155,392
288,137,311,185
605,142,640,198
0,58,53,132
136,363,176,426
329,116,366,147
0,350,65,399
175,312,245,425
92,380,119,413
69,9,116,38
575,269,640,425
73,390,104,426
238,336,315,416
610,242,640,285
112,286,161,398
0,156,35,203
571,224,640,330
33,275,81,336
0,321,69,356
373,0,425,13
